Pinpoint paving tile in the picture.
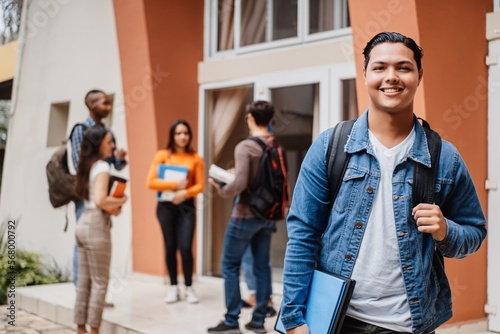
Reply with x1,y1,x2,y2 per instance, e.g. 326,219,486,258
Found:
7,278,498,334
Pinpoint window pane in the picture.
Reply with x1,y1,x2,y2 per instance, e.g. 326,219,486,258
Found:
240,0,266,46
309,0,334,34
340,0,351,28
309,0,350,35
342,79,358,121
218,0,234,51
273,0,298,41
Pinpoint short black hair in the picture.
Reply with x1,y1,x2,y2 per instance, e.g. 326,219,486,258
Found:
84,89,105,108
363,32,424,71
246,100,275,126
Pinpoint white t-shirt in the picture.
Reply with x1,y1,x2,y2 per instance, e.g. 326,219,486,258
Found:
348,127,415,332
85,160,111,209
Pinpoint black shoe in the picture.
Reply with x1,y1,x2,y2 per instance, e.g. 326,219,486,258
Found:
241,299,252,308
265,306,277,318
207,321,241,334
244,322,267,333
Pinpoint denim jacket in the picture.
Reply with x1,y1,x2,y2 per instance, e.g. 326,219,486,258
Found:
281,111,487,334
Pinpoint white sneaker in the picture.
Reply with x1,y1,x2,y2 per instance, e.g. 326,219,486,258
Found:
163,285,179,304
185,286,200,304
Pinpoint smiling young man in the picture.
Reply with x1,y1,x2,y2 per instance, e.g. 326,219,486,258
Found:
279,32,487,334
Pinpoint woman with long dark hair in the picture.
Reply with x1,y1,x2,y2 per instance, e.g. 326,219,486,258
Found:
74,126,127,334
147,120,205,304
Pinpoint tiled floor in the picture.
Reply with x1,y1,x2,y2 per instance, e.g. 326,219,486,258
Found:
8,276,497,334
13,276,281,334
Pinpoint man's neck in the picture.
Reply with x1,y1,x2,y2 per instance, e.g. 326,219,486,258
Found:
368,109,414,149
250,126,270,137
89,112,103,124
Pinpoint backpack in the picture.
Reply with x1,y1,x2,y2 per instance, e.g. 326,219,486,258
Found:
326,117,445,268
248,136,290,221
326,118,441,209
46,123,87,208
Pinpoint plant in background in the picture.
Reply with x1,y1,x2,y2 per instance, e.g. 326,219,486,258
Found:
0,219,69,305
0,100,10,148
0,0,23,45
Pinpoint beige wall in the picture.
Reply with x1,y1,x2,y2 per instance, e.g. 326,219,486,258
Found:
199,36,353,84
0,41,17,82
0,0,131,281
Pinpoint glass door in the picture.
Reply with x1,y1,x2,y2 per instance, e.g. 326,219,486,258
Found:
199,65,357,282
255,68,358,283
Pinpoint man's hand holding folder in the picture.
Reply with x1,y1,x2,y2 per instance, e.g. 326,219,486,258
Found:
275,269,355,334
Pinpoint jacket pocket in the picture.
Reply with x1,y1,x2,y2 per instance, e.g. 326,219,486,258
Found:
333,167,367,212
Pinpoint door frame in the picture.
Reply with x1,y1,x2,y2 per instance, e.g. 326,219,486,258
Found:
487,38,500,332
197,62,356,277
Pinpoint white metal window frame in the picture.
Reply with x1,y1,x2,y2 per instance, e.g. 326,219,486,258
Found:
205,0,352,60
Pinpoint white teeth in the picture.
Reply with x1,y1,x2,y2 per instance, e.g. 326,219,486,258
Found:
384,88,398,93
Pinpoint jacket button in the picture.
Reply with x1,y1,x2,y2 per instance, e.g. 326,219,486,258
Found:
345,254,352,260
366,186,373,194
355,222,363,228
439,244,447,250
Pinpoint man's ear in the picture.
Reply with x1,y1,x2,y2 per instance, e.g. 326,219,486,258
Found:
418,69,424,84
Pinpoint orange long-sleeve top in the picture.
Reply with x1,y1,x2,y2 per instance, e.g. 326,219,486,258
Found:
146,149,205,200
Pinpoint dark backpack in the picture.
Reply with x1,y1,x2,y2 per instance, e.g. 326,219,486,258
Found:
326,118,444,270
46,123,87,208
326,118,441,208
248,136,290,221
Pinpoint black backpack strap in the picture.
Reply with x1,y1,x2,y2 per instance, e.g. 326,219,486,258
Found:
326,119,356,209
68,123,88,141
248,136,267,151
413,118,444,268
412,118,442,207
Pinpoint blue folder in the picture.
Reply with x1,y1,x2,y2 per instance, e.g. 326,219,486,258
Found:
156,164,188,201
275,269,355,334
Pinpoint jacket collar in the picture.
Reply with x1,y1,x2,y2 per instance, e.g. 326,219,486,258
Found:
345,109,432,168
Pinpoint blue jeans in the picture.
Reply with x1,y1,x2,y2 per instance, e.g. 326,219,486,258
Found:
73,198,85,287
221,217,275,327
241,246,273,296
340,317,433,334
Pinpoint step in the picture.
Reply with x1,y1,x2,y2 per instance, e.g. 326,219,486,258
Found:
15,277,279,334
14,277,493,334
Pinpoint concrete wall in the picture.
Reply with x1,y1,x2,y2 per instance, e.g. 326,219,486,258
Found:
0,0,131,281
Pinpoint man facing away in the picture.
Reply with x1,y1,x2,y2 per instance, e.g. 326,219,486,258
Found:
208,101,277,334
280,32,487,334
71,89,128,289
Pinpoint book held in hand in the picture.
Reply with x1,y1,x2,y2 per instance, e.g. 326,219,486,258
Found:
275,269,356,334
108,175,127,198
157,164,189,201
208,164,235,186
105,176,127,213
